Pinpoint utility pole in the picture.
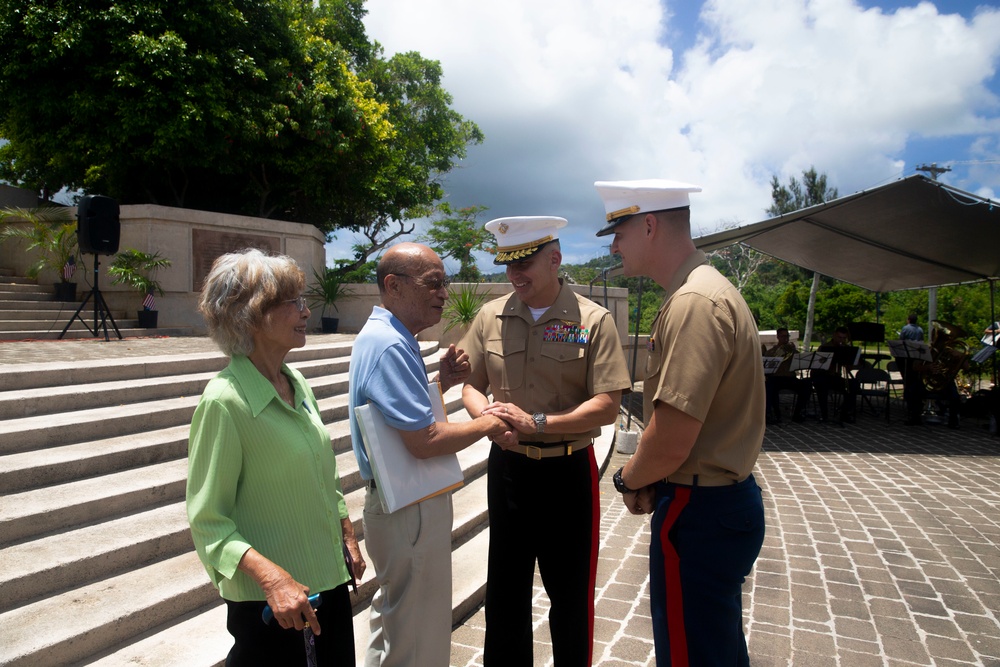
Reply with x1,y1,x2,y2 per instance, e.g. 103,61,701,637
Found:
916,162,951,180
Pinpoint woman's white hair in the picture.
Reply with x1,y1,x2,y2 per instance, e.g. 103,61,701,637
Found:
198,248,305,356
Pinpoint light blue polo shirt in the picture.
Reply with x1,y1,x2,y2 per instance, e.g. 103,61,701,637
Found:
349,306,436,481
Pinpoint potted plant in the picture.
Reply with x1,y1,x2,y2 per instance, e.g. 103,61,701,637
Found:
0,206,79,301
306,267,355,333
107,249,172,328
440,284,488,347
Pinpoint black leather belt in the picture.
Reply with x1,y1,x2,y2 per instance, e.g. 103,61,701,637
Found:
665,473,742,487
366,478,377,490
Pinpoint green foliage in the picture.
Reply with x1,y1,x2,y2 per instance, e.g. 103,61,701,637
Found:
421,203,492,282
333,258,376,284
626,286,663,334
442,284,487,333
107,248,172,298
0,0,481,238
0,206,77,280
811,283,876,338
772,279,811,332
306,267,355,318
766,167,838,216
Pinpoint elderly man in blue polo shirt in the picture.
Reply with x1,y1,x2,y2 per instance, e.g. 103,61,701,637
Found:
349,242,513,667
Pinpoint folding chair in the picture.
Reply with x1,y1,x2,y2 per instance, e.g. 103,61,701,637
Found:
885,360,905,400
856,365,891,422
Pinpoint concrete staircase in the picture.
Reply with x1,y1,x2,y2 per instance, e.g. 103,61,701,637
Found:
0,336,617,666
0,269,192,340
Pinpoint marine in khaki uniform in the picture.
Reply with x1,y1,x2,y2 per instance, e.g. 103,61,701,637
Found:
597,180,766,667
460,216,631,666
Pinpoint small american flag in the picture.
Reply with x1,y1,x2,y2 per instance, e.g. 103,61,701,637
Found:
63,256,76,281
142,289,156,311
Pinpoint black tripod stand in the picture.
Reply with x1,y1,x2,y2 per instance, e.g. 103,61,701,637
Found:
59,253,122,340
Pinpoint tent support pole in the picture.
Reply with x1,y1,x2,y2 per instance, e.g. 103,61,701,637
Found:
991,279,997,388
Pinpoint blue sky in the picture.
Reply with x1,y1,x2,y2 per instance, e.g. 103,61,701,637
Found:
332,0,1000,273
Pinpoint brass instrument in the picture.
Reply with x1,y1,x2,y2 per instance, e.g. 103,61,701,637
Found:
924,320,971,393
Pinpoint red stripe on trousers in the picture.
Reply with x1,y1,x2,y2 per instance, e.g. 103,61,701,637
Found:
659,486,691,667
586,447,599,665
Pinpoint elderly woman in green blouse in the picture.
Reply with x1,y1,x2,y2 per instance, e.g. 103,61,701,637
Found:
187,249,364,666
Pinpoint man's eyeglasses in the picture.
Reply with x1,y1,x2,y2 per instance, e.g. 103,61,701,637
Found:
282,296,307,312
394,274,450,291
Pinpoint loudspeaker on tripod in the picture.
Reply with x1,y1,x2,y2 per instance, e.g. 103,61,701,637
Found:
77,195,121,255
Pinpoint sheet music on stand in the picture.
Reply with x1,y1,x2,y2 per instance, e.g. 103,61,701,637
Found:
762,356,785,375
789,351,833,373
887,340,933,362
823,345,861,368
971,344,996,365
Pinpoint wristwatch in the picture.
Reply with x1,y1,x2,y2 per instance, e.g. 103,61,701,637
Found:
613,466,636,494
531,412,546,433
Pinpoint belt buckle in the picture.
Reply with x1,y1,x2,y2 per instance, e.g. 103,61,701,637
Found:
525,445,543,460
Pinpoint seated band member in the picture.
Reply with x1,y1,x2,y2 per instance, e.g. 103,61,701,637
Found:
764,327,811,423
810,326,859,423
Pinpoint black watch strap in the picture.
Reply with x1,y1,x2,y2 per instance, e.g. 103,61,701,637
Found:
613,466,635,494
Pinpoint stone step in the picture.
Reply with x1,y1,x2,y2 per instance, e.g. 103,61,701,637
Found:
0,300,83,311
0,352,445,452
0,395,201,454
0,391,480,545
0,424,190,494
82,517,494,667
0,376,466,500
0,466,493,667
0,381,468,496
0,503,194,613
0,437,490,610
0,326,196,341
0,354,353,420
0,333,624,666
0,316,130,331
0,339,358,390
0,551,222,667
0,373,216,420
0,282,50,294
0,457,189,547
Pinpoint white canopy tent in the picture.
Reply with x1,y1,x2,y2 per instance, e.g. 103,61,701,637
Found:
693,174,999,381
694,174,999,293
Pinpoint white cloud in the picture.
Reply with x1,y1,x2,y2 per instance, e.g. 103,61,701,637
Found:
339,0,1000,269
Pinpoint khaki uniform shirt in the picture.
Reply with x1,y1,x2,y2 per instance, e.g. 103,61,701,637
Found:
461,282,631,443
644,251,765,481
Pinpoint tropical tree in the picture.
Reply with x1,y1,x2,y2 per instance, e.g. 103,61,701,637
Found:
707,218,768,291
421,203,492,282
0,0,481,238
766,167,839,347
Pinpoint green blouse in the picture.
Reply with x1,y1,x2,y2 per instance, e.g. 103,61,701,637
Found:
187,354,350,601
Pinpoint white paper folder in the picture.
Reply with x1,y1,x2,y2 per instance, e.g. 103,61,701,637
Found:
354,382,464,513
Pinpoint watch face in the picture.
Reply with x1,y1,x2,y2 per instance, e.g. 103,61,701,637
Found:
533,412,545,432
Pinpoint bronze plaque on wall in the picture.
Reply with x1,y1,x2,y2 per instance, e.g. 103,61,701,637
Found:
192,229,281,291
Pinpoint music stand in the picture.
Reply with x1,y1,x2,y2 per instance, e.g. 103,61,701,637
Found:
971,344,997,365
887,340,932,362
829,345,861,368
849,322,885,344
790,351,833,373
59,253,122,340
762,356,785,375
